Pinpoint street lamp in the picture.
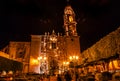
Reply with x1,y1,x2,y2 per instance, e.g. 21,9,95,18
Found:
69,56,79,60
69,55,79,81
63,62,69,65
63,61,69,72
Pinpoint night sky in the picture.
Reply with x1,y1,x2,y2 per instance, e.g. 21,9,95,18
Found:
0,0,120,52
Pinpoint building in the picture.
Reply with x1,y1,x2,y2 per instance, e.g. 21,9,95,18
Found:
80,27,120,73
0,5,81,74
29,5,81,74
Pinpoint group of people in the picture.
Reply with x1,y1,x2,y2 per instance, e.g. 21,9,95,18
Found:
1,70,119,81
57,71,72,81
56,70,120,81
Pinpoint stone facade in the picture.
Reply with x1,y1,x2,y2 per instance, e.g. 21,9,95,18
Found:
9,41,30,73
29,33,81,74
64,36,81,61
0,5,81,74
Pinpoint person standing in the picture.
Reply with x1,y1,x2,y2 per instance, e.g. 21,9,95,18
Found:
64,71,72,81
57,74,62,81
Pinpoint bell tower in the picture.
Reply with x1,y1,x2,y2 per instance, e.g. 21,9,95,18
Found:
63,4,81,65
64,5,77,36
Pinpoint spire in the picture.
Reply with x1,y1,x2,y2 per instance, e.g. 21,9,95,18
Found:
50,30,57,43
52,30,55,35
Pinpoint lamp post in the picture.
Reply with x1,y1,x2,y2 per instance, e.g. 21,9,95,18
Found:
63,61,69,72
69,55,79,81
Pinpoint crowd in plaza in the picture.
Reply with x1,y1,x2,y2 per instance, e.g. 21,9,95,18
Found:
0,70,120,81
55,70,120,81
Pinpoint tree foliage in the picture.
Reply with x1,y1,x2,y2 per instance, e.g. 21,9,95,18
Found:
81,27,120,63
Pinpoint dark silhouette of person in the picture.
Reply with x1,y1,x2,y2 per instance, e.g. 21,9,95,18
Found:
86,77,95,81
101,71,112,81
57,74,62,81
65,71,72,81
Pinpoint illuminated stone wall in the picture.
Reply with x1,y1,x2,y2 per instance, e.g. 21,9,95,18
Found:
9,42,30,61
64,36,81,64
0,51,9,58
9,42,30,73
29,35,41,73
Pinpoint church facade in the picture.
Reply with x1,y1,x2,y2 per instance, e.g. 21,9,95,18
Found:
1,5,81,74
29,5,81,74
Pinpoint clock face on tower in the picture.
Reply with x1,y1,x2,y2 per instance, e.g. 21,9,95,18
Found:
69,16,73,22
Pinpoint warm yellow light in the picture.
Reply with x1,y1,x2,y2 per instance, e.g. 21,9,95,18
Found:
50,36,57,42
63,62,69,65
113,60,118,68
109,62,112,69
69,16,73,22
76,56,78,59
55,54,58,57
66,62,69,65
49,45,52,49
31,59,39,65
69,55,79,61
69,56,72,60
73,56,75,59
109,60,120,70
38,56,42,60
44,57,47,60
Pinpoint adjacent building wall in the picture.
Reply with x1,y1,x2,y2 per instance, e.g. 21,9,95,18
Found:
9,42,30,73
29,35,41,73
